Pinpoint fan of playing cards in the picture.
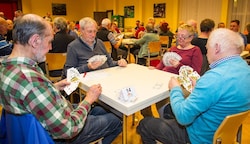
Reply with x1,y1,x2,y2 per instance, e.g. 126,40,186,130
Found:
64,68,81,95
177,66,200,92
87,55,107,65
162,52,182,66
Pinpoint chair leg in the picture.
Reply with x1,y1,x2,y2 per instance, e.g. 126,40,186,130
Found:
132,113,139,126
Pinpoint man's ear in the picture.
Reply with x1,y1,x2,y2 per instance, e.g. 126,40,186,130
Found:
28,34,41,48
215,43,221,54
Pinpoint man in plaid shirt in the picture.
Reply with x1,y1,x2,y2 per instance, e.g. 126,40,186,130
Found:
0,14,121,144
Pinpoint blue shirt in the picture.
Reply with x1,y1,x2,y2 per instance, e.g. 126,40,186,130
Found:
170,56,250,143
0,35,13,56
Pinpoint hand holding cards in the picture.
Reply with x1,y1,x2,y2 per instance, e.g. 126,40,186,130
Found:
177,66,200,92
88,55,107,65
163,52,182,66
64,68,81,95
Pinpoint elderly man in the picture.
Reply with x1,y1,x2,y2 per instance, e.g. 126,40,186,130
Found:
0,17,13,56
62,17,127,78
96,18,127,61
137,28,250,144
0,14,122,144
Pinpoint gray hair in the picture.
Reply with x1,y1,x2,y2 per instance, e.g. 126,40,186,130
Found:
53,17,67,31
12,14,48,45
79,17,97,30
207,28,244,53
101,18,111,27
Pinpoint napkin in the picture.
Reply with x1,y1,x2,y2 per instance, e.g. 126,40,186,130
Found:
64,68,81,95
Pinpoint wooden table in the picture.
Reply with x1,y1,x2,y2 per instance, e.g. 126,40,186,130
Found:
79,64,176,144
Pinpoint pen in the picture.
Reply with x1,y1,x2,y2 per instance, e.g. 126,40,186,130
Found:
83,72,87,78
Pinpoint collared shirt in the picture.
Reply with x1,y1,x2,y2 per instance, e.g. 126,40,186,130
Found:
209,55,240,69
81,37,96,50
0,57,91,139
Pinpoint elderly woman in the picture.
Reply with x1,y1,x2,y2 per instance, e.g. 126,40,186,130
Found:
141,24,203,118
156,24,203,74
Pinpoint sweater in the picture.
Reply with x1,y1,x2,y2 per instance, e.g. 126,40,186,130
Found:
170,56,250,143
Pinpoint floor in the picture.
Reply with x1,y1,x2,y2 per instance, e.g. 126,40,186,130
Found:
112,104,160,144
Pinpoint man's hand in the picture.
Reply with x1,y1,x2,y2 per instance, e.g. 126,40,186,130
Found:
54,79,70,90
84,84,102,104
88,61,103,70
118,58,127,67
168,77,181,90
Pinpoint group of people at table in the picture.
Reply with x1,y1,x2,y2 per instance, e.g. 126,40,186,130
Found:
0,13,250,144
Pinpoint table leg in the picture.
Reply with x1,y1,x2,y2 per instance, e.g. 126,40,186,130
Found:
127,45,131,63
122,114,127,144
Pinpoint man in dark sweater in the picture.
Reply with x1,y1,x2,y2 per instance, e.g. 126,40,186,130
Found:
62,17,127,78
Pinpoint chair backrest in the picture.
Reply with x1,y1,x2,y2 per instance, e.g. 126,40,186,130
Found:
148,41,162,54
103,41,112,54
146,41,162,66
213,110,250,144
159,36,169,46
0,109,54,144
45,53,67,82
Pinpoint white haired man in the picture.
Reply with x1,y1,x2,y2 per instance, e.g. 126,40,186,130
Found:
137,28,250,144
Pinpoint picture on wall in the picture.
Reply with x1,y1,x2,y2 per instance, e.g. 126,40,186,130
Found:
153,3,166,18
124,6,134,18
52,3,66,15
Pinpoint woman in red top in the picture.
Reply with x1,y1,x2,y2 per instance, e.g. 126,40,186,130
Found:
141,24,203,118
156,24,202,74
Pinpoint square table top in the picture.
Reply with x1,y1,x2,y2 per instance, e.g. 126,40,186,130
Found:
79,63,176,116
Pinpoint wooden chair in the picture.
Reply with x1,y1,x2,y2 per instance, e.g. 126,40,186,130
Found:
159,36,169,53
213,110,250,144
103,41,112,54
145,41,162,66
45,53,67,82
245,44,250,51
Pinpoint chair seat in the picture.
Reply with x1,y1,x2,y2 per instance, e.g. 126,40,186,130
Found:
0,110,54,144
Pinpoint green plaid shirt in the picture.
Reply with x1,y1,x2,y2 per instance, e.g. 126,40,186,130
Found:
0,57,91,139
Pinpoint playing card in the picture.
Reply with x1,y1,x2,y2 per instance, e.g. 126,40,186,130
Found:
64,68,81,95
177,66,200,92
87,55,107,65
163,52,182,66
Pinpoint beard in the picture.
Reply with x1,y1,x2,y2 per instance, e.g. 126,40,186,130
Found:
34,48,46,63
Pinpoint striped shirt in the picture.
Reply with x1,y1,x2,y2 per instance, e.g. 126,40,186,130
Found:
0,57,91,139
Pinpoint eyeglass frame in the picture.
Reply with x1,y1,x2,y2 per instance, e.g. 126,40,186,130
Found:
175,34,193,40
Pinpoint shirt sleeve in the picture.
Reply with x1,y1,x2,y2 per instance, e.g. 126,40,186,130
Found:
108,32,117,45
170,71,221,125
23,79,91,139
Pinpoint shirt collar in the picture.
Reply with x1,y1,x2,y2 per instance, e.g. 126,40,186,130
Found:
2,57,38,68
80,37,96,50
209,55,240,69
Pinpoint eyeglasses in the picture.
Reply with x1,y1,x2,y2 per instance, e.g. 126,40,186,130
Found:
176,34,192,40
